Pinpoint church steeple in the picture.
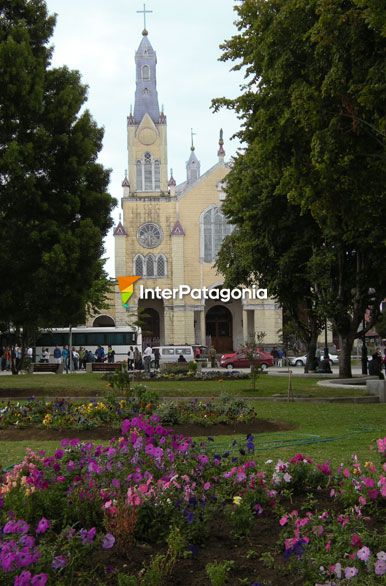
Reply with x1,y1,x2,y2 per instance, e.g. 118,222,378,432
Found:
133,30,160,124
186,129,200,184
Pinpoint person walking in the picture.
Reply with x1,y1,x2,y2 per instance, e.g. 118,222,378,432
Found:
143,344,152,374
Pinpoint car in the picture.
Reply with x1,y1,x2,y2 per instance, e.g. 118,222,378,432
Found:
219,349,274,370
289,351,339,367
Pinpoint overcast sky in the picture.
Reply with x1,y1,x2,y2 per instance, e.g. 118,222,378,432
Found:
45,0,244,276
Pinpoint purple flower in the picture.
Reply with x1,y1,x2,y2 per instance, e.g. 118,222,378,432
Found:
79,527,97,544
14,571,32,586
3,520,30,534
101,533,115,549
31,574,49,585
52,555,67,570
54,449,64,460
36,518,50,535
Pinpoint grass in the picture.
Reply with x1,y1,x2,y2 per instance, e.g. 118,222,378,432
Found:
1,403,384,469
0,372,367,398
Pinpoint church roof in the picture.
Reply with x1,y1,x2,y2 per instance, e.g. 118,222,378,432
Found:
171,220,185,236
133,31,160,125
113,221,127,236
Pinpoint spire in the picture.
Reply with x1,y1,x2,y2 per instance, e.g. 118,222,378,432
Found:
133,29,160,124
121,169,130,187
186,131,200,184
217,128,225,162
168,168,176,187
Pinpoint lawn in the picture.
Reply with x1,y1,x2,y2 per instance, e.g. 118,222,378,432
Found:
1,402,384,469
0,372,367,398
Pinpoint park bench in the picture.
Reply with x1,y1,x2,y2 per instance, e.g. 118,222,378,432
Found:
87,362,124,373
32,363,62,374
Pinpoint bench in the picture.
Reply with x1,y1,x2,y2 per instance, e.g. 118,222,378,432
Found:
86,362,124,373
32,363,62,374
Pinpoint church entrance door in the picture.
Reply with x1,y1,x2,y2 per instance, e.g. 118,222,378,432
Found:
206,305,233,353
141,307,160,348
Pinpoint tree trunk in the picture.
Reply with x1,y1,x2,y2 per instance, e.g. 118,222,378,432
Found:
338,334,354,378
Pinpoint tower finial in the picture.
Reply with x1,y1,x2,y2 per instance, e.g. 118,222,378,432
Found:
217,128,225,161
191,128,196,151
137,3,153,34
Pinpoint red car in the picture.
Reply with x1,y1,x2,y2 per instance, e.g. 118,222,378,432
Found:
219,349,274,370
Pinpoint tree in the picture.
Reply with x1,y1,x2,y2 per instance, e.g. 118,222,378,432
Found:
0,0,115,350
213,0,386,377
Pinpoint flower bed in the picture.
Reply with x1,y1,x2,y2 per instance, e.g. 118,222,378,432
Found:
0,417,385,585
0,393,258,430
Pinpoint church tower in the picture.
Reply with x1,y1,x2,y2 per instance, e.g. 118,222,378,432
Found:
127,30,168,194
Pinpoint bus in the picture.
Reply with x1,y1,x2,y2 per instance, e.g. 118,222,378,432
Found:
35,327,141,363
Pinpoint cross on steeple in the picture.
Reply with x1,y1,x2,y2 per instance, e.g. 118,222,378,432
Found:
191,128,196,151
137,3,153,31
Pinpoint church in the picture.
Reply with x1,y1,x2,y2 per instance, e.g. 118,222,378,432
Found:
102,26,282,352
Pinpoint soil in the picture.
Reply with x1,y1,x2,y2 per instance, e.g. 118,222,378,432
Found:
0,419,295,441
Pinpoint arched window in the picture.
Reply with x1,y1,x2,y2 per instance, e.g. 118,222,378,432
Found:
136,153,161,192
142,65,150,81
136,161,143,191
134,255,144,276
146,255,155,277
156,255,166,277
154,160,160,191
202,207,233,263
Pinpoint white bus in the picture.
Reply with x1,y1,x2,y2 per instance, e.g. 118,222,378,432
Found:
35,327,141,363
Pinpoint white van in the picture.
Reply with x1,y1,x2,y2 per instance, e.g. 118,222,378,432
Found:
153,346,194,364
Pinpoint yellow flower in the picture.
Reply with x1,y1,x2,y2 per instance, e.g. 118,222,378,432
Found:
233,496,242,506
43,414,52,426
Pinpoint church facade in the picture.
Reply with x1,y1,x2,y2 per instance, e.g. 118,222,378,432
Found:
108,29,282,351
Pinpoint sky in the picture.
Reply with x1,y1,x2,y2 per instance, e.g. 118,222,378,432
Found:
45,0,244,276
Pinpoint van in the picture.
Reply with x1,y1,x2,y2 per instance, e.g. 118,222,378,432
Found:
153,346,194,364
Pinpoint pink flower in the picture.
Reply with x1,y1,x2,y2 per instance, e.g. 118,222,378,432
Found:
31,573,49,585
344,567,358,579
36,517,50,534
357,546,371,562
203,482,211,491
351,534,362,547
375,559,386,576
343,467,351,478
279,515,288,526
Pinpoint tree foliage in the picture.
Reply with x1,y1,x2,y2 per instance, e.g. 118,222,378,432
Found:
0,0,116,339
214,0,386,377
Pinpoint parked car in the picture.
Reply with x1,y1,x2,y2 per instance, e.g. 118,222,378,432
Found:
152,345,194,365
289,351,339,367
219,349,274,370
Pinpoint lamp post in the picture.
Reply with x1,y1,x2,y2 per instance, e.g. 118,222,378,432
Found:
361,317,368,375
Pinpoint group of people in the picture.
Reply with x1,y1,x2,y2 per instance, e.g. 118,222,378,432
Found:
43,344,116,371
127,345,161,373
0,345,26,371
270,346,287,367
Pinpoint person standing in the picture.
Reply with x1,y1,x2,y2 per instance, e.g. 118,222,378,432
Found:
53,346,62,364
153,347,160,369
134,347,141,370
143,344,152,374
107,345,115,363
127,346,134,370
95,345,105,362
62,345,69,373
42,348,50,363
208,346,217,368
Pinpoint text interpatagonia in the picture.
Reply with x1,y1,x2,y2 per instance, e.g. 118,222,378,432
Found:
139,285,268,303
